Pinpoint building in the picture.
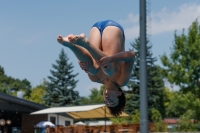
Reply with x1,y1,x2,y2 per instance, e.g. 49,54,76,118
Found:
0,92,73,133
163,118,179,129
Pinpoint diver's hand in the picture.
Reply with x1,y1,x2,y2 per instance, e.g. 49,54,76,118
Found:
78,61,100,75
78,61,90,73
96,56,111,69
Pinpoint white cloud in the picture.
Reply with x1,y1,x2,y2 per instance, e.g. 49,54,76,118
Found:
152,3,200,35
120,3,200,39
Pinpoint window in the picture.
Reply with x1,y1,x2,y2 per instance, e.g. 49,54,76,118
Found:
65,121,70,126
50,117,56,125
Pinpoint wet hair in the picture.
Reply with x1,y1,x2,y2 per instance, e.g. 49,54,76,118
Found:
105,87,126,117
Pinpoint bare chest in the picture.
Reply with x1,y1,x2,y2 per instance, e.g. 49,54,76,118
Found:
109,63,123,82
96,62,123,83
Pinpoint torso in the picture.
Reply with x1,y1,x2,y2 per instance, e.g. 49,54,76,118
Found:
95,62,123,85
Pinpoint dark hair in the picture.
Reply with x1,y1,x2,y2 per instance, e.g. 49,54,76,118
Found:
106,87,126,117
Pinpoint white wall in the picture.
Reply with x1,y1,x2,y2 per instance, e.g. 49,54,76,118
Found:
48,114,73,126
85,120,112,126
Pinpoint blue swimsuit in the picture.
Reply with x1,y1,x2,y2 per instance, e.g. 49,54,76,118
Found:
92,20,125,38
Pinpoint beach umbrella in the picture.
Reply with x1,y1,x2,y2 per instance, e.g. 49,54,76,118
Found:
74,121,86,125
35,121,55,128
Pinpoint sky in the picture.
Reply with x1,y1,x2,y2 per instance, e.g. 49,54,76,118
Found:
1,0,200,97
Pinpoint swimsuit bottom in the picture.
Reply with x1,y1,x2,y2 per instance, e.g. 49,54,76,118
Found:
92,20,125,38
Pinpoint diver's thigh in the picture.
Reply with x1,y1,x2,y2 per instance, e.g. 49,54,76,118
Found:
89,27,102,50
101,26,124,56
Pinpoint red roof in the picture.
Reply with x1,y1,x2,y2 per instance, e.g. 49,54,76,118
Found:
163,118,178,124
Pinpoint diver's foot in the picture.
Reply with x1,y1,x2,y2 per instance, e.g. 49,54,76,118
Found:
57,34,75,48
69,33,89,48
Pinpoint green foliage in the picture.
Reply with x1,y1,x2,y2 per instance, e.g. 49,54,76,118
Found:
163,87,175,110
0,66,5,75
176,110,198,131
150,108,162,122
160,19,200,95
80,85,104,105
166,91,189,117
125,38,165,118
110,117,128,124
24,84,46,104
110,108,168,131
110,109,140,124
0,65,32,97
88,86,104,103
166,91,200,122
110,108,166,131
130,109,140,124
165,90,200,131
43,49,80,107
152,121,168,132
160,19,200,121
149,108,168,132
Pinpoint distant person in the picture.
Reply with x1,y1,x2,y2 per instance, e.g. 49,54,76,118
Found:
45,125,50,133
57,20,135,117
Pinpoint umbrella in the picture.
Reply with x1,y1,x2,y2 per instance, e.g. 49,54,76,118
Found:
35,121,55,128
31,104,129,119
74,121,86,125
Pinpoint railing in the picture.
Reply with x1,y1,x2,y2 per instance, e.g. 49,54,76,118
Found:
47,123,154,133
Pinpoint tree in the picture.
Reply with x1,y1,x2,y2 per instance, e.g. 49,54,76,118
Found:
0,66,4,75
0,66,7,93
176,110,198,131
110,117,128,124
165,91,187,117
161,19,200,95
163,87,174,111
43,49,80,107
80,85,104,105
149,108,168,132
24,84,46,104
160,19,200,120
0,65,32,97
125,38,165,118
166,91,200,122
130,110,140,124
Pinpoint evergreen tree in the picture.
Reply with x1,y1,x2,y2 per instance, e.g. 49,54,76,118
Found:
0,66,7,93
43,49,80,107
125,38,165,118
0,66,4,75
